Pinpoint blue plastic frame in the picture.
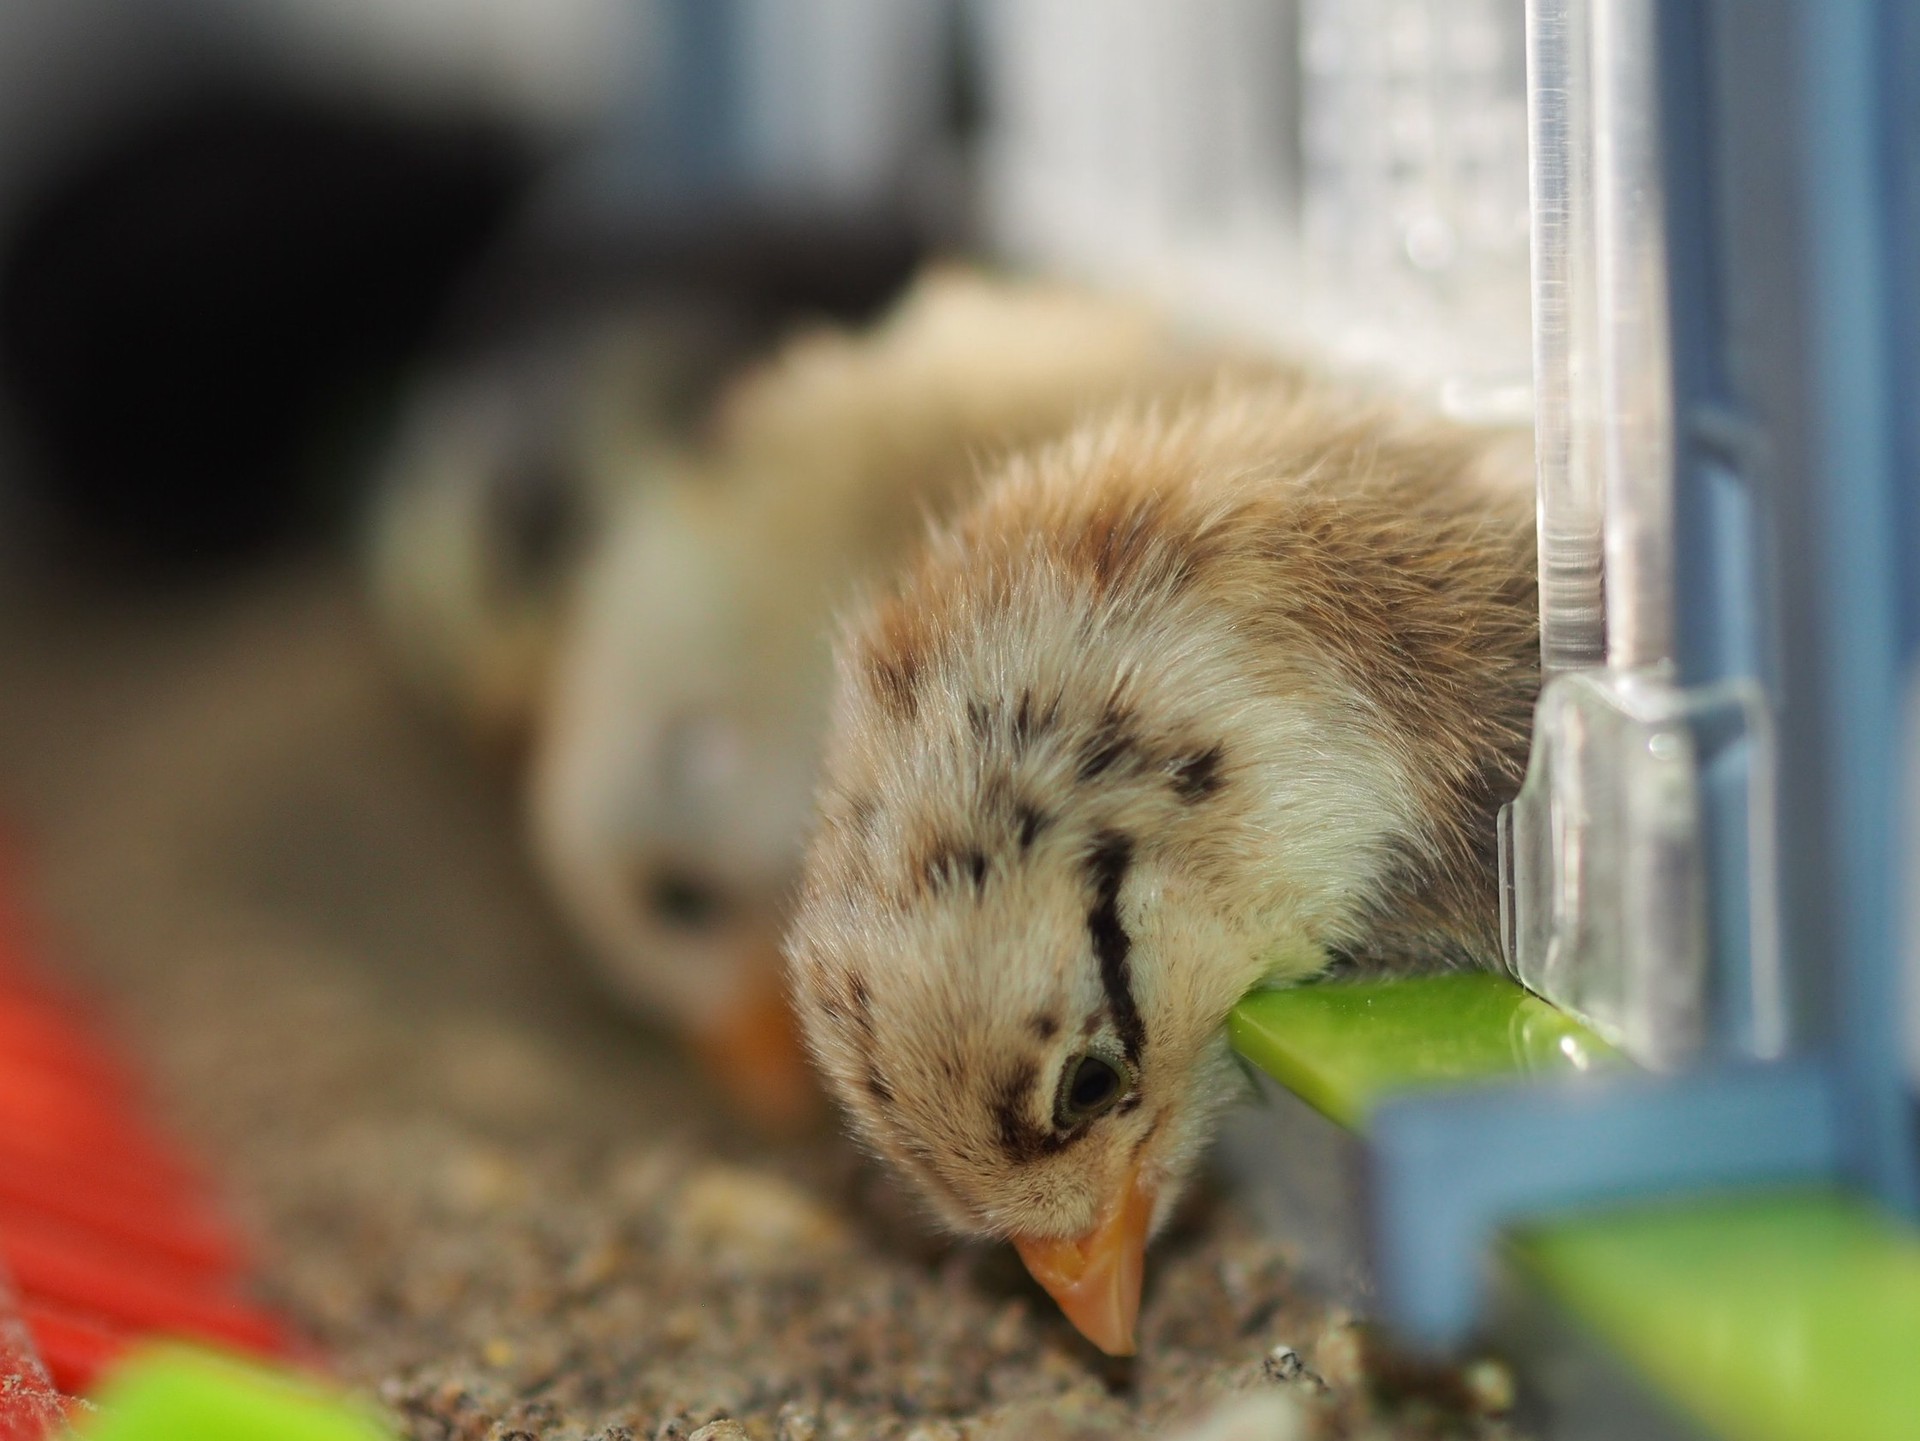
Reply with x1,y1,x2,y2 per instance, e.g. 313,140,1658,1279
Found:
1359,0,1920,1348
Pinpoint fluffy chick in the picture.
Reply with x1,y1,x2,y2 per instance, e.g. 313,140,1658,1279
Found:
788,380,1538,1352
529,269,1237,1124
366,312,701,755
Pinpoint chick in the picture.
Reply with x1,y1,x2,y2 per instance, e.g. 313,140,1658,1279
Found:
365,313,698,755
529,269,1232,1124
787,380,1537,1352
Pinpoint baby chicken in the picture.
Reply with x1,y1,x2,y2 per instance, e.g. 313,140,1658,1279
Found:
788,380,1537,1353
366,311,701,755
529,269,1233,1124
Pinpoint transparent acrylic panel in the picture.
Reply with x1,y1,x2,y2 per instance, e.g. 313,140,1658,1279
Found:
1502,0,1738,1063
1522,0,1670,677
1588,0,1672,669
1524,0,1606,676
1500,669,1776,1068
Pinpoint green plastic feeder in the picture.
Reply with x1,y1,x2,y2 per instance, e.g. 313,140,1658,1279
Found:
66,1346,395,1441
1228,970,1617,1129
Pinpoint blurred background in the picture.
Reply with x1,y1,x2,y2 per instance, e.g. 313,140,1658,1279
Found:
0,7,1539,1434
0,0,1530,580
5,10,1914,1439
0,0,1536,1065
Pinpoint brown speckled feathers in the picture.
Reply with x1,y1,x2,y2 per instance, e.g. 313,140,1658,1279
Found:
788,375,1537,1253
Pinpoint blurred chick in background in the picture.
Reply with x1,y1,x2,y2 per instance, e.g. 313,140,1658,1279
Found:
366,310,707,755
529,268,1237,1125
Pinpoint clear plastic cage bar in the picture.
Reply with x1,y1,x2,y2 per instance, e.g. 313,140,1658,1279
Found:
1587,0,1673,671
1518,0,1677,681
1500,0,1782,1069
1522,0,1606,679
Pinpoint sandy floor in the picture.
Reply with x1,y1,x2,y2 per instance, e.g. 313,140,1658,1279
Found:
0,560,1521,1441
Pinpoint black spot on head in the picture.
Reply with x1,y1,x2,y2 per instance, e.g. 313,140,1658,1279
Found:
922,839,990,894
1029,1013,1061,1041
847,973,876,1036
1085,832,1146,1066
1015,802,1050,852
1167,742,1226,803
864,1063,895,1105
967,698,992,741
1011,689,1058,749
1076,706,1139,783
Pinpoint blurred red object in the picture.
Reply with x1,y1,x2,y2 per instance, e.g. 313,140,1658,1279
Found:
0,841,307,1428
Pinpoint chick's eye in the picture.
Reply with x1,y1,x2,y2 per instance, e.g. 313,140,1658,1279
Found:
1054,1053,1129,1128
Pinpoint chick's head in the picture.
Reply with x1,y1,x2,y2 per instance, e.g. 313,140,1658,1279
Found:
788,535,1407,1352
794,801,1259,1355
787,394,1458,1354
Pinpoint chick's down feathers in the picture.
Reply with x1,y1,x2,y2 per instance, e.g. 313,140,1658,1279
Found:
788,378,1537,1342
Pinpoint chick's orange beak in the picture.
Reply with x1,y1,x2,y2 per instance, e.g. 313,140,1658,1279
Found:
1011,1165,1154,1356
